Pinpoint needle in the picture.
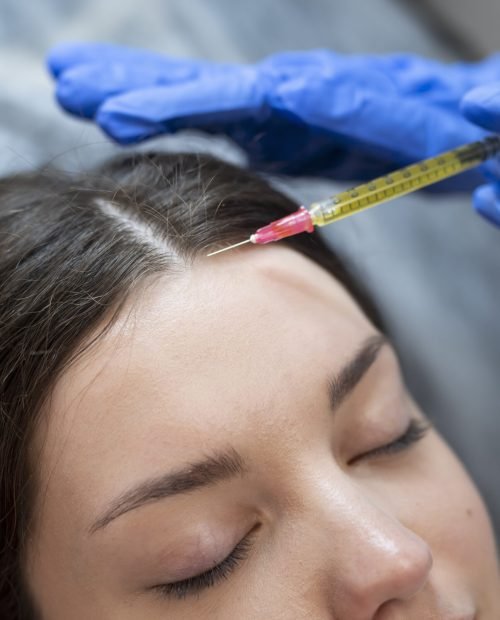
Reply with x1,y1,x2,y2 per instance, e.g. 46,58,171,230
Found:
206,238,253,257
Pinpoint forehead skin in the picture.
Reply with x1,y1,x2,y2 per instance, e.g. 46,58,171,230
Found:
33,246,370,527
26,245,499,617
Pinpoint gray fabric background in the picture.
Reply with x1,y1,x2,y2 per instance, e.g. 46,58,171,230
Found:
1,0,499,536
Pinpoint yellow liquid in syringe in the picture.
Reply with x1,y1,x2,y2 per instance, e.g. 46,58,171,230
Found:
309,135,500,226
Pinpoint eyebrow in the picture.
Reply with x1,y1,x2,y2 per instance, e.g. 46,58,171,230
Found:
89,334,386,535
328,334,386,410
89,448,246,534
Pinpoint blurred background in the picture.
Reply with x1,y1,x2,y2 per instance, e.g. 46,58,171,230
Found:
1,0,499,536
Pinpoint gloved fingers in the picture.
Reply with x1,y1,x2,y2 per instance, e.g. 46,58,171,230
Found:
374,52,500,109
55,61,208,119
47,42,206,77
262,49,500,105
48,44,500,116
472,182,500,226
95,68,265,144
382,55,471,106
271,76,487,165
460,82,500,132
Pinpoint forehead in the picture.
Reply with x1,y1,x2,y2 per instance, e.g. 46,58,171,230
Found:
37,246,373,530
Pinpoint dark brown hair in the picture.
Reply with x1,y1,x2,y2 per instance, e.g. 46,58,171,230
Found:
0,151,380,618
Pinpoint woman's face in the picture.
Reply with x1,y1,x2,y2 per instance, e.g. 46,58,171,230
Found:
27,246,499,619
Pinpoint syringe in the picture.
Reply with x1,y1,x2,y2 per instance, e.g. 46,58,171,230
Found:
207,135,500,257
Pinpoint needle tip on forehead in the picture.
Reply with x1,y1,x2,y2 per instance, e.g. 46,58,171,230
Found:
206,238,253,257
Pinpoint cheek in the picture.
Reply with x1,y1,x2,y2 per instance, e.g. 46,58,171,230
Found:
408,433,497,574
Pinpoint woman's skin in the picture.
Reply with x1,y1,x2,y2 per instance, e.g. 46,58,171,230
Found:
26,246,500,619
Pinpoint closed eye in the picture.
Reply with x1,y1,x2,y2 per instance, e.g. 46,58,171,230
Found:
151,526,258,601
350,418,431,465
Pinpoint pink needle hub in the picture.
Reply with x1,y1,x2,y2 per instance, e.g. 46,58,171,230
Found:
250,207,314,244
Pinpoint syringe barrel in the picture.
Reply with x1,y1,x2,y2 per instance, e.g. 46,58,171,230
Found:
308,135,500,227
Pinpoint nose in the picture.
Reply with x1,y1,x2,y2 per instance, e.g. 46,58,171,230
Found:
318,481,433,619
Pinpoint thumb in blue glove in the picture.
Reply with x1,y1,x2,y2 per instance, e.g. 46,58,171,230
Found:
461,83,500,226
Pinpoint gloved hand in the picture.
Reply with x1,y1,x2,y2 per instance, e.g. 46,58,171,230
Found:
461,84,500,225
47,43,500,188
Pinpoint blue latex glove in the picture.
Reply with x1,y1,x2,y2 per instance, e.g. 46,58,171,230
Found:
47,43,500,188
461,84,500,226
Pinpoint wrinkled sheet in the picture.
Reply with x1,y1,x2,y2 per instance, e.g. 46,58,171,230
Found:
1,0,499,535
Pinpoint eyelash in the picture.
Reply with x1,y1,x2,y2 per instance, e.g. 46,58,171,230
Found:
351,417,430,464
153,420,429,601
153,530,256,601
